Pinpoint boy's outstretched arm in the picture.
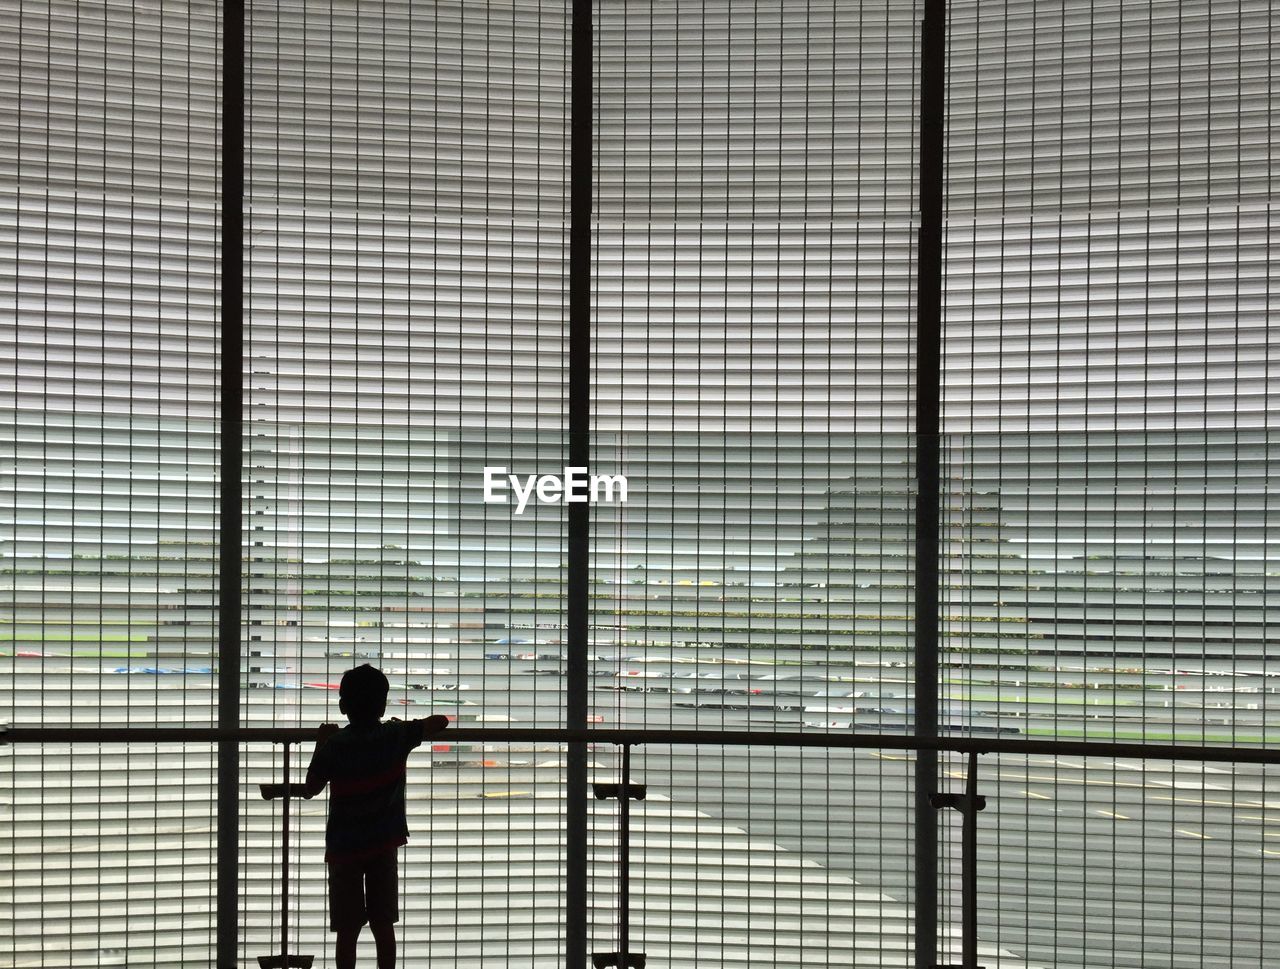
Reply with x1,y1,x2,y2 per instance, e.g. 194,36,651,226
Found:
397,713,449,751
416,714,450,737
303,722,340,797
388,713,448,753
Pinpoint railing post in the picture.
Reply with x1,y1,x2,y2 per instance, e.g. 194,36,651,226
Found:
592,744,646,969
962,751,980,968
258,744,316,969
280,744,291,965
931,750,987,969
619,745,631,966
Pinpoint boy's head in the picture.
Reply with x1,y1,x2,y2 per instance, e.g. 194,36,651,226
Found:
338,664,389,724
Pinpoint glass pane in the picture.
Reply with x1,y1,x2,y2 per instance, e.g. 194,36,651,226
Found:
0,0,222,727
941,2,1280,966
590,2,922,965
2,743,218,966
243,1,571,964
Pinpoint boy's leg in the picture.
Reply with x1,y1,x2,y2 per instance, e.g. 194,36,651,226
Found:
363,852,400,969
329,860,369,968
369,921,396,969
335,924,362,969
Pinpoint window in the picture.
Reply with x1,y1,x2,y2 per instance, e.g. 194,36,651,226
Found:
2,2,1277,968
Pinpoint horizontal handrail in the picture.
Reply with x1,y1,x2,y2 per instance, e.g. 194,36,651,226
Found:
1,724,1275,764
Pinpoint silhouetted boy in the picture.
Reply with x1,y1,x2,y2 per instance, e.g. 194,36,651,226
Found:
306,663,448,969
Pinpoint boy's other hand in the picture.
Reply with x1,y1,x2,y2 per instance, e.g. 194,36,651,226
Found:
317,722,340,743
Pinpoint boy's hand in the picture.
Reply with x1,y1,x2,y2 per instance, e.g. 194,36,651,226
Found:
420,714,449,735
317,722,340,743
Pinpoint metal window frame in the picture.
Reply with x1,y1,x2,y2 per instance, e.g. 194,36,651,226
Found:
566,1,594,965
217,1,245,966
913,2,948,967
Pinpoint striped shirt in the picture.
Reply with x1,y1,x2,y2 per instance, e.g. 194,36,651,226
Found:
307,718,425,863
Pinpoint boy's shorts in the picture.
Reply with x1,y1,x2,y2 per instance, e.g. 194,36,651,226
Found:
328,851,398,932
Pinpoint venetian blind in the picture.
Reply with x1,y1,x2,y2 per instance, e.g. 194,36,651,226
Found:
589,2,924,966
242,1,571,964
1,0,222,964
939,2,1280,967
